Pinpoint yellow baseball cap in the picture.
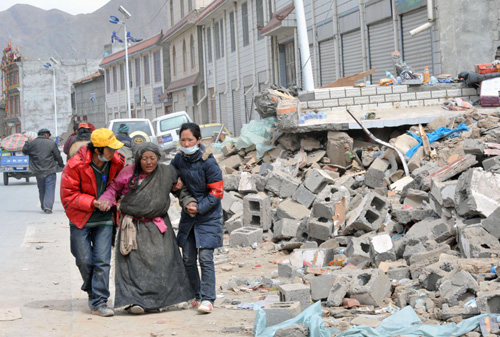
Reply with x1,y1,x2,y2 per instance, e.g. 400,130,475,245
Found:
91,128,124,150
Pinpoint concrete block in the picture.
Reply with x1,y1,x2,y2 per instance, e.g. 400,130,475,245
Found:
243,194,272,230
455,168,500,218
238,172,259,193
308,100,324,109
462,88,478,95
314,89,331,100
277,283,312,311
329,88,346,98
310,273,339,301
447,88,462,97
346,192,388,232
338,97,354,106
482,156,500,171
304,168,335,193
345,88,361,97
431,90,447,98
224,211,243,234
273,218,301,240
224,174,241,191
348,269,391,307
265,170,300,198
277,199,311,221
369,233,396,266
385,94,401,102
387,265,410,280
222,191,242,215
263,301,302,327
307,218,333,241
218,154,243,169
482,206,500,239
323,99,339,107
229,226,263,247
312,184,350,219
405,218,453,245
230,199,243,214
370,95,385,103
278,263,296,279
463,139,485,156
430,179,457,208
476,292,500,314
400,92,416,100
376,86,392,94
280,175,301,199
408,100,424,107
345,236,371,265
326,131,353,168
354,96,370,104
458,225,500,258
300,137,321,151
292,184,316,208
361,87,377,96
392,85,408,93
416,91,431,99
439,270,479,306
424,98,440,106
289,248,334,268
326,276,350,306
365,157,390,188
378,102,394,109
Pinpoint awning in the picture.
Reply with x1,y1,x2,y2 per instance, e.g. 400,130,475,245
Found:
166,73,200,93
258,2,295,36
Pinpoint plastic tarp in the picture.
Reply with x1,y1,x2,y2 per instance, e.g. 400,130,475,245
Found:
253,301,339,337
0,133,32,151
335,306,500,337
212,117,275,158
406,123,469,158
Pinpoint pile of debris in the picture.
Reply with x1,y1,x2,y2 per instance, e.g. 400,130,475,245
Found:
210,110,500,335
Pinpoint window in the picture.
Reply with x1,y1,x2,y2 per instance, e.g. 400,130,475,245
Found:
113,66,117,92
170,0,174,27
172,47,177,76
188,0,193,12
229,11,236,52
106,69,110,93
242,2,249,46
256,0,264,40
144,55,150,84
154,51,162,82
190,35,195,68
181,0,184,17
285,42,296,87
207,27,212,63
219,19,224,58
214,21,220,59
183,39,187,72
215,19,224,59
135,58,141,87
120,63,125,90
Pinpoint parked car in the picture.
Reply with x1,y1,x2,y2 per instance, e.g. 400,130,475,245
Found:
152,111,192,152
107,118,157,146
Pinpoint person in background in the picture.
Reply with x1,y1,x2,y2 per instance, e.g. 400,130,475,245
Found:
170,123,224,314
60,128,125,317
63,123,79,156
116,123,133,147
68,123,93,159
22,128,64,214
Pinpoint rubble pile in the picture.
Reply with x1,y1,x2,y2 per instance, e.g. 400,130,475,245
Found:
211,110,500,334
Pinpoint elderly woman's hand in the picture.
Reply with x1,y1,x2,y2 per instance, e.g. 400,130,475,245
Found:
186,201,198,214
172,178,183,192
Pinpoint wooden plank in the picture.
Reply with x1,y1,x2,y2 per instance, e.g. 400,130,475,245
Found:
419,124,431,155
320,68,376,88
485,149,500,156
486,143,500,150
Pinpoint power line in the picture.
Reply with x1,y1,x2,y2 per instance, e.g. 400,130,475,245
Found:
139,0,169,30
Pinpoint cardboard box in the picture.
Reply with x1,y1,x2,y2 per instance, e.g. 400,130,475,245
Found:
480,78,500,107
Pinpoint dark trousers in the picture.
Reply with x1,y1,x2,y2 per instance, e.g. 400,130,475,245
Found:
70,225,113,310
36,173,56,211
182,229,216,303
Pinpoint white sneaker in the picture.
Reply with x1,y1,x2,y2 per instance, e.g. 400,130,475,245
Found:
197,300,213,314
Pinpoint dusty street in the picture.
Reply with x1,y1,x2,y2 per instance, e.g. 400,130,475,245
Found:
0,174,282,337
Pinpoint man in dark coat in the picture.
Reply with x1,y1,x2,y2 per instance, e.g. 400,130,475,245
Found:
22,128,64,213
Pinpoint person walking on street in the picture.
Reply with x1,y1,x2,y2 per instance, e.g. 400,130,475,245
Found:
60,128,125,317
22,128,64,214
171,123,224,314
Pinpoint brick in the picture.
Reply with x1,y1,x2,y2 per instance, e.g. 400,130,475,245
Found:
400,92,416,100
385,94,401,102
323,99,339,107
376,86,392,94
408,100,424,107
424,99,440,106
338,97,354,106
314,89,331,100
329,88,346,98
345,88,361,97
447,88,462,97
416,91,431,99
308,100,324,109
304,168,335,193
392,85,408,93
292,184,316,208
348,269,391,307
354,96,370,104
431,90,446,98
263,301,302,327
243,194,272,230
308,218,333,241
273,218,301,240
462,88,478,96
276,198,311,220
361,87,376,96
370,95,385,103
229,226,263,247
277,283,312,311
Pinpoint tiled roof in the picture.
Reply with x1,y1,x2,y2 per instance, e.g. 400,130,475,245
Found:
162,11,197,42
99,33,162,67
259,3,295,34
73,70,103,85
166,73,200,92
195,0,226,24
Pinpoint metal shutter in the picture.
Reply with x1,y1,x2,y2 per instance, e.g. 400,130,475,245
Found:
219,93,228,126
402,8,433,75
232,90,242,136
319,38,336,86
341,30,363,77
368,20,394,83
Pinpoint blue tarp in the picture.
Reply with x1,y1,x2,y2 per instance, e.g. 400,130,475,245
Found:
406,123,469,158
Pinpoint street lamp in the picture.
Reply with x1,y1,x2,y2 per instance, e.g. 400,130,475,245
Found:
43,57,59,143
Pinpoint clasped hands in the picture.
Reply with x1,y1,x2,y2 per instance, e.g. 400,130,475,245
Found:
93,199,111,212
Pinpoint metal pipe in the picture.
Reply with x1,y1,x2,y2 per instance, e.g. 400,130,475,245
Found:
311,0,319,87
197,26,209,106
332,0,341,80
410,0,434,36
293,0,314,90
346,108,409,176
124,23,131,118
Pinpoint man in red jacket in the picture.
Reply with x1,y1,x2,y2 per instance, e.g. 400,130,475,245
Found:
61,128,125,317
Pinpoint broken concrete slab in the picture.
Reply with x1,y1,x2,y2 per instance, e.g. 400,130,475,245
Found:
218,154,243,169
348,269,391,307
369,233,396,266
276,199,311,221
365,157,390,189
457,225,500,258
224,174,241,191
439,270,479,306
481,206,500,239
326,131,353,168
303,168,335,193
455,168,500,218
273,218,301,240
292,184,317,208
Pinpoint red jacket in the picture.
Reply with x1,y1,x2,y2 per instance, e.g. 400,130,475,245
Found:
60,145,125,229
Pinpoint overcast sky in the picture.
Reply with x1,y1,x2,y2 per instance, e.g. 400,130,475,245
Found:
0,0,110,15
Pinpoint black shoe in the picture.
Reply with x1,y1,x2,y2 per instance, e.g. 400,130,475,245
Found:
44,209,53,214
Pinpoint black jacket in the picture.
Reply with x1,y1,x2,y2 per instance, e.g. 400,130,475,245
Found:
22,136,64,176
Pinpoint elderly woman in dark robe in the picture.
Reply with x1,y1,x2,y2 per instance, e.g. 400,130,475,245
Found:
98,143,195,314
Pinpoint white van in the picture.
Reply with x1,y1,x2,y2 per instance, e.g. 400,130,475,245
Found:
152,111,192,152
